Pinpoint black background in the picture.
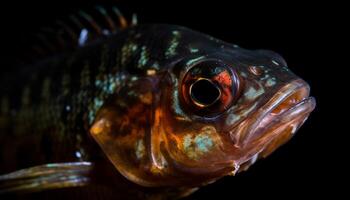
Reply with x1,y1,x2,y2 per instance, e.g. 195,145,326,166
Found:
0,0,343,199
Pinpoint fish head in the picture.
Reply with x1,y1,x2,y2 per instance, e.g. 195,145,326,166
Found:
90,31,315,188
152,51,315,185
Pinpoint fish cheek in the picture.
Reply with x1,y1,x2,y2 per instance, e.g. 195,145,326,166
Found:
164,124,225,168
89,78,158,186
179,126,219,160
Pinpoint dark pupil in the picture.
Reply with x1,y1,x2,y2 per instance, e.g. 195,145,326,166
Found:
190,79,220,106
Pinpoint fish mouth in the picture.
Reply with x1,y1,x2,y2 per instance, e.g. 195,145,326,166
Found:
234,79,316,165
154,79,315,184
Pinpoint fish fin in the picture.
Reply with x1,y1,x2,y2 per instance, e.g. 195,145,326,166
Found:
0,162,93,194
15,6,135,65
56,6,133,46
131,13,138,26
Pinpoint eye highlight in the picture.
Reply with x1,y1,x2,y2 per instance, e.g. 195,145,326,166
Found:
181,60,241,117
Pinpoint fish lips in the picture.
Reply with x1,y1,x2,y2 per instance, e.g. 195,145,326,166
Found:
231,78,316,166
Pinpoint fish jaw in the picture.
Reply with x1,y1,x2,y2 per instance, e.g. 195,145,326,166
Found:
133,72,316,186
230,79,316,169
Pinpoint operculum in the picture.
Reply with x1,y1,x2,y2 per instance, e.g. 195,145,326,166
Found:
89,76,169,187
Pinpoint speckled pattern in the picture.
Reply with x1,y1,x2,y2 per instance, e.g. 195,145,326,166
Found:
0,23,315,199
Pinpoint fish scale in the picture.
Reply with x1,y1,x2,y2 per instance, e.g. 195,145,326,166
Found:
0,13,315,199
0,24,183,168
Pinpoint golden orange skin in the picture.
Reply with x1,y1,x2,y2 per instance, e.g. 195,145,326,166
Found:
0,24,315,198
91,71,315,188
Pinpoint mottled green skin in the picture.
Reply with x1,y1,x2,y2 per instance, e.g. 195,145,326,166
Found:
0,24,291,199
0,24,245,170
0,24,217,199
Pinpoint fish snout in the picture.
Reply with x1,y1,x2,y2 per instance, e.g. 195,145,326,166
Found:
232,79,316,163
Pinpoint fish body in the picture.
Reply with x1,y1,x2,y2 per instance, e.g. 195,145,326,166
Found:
0,16,315,199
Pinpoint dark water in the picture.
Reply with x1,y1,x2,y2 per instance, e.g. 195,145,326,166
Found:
0,0,340,199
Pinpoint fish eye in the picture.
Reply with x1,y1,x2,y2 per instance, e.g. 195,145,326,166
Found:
181,60,241,116
190,78,221,107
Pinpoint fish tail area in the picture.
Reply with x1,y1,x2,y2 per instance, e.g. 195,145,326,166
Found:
0,162,93,194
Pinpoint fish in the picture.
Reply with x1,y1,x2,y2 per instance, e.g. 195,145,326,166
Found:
0,6,316,200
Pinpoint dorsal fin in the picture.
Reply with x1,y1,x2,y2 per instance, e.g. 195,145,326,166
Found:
15,6,137,65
